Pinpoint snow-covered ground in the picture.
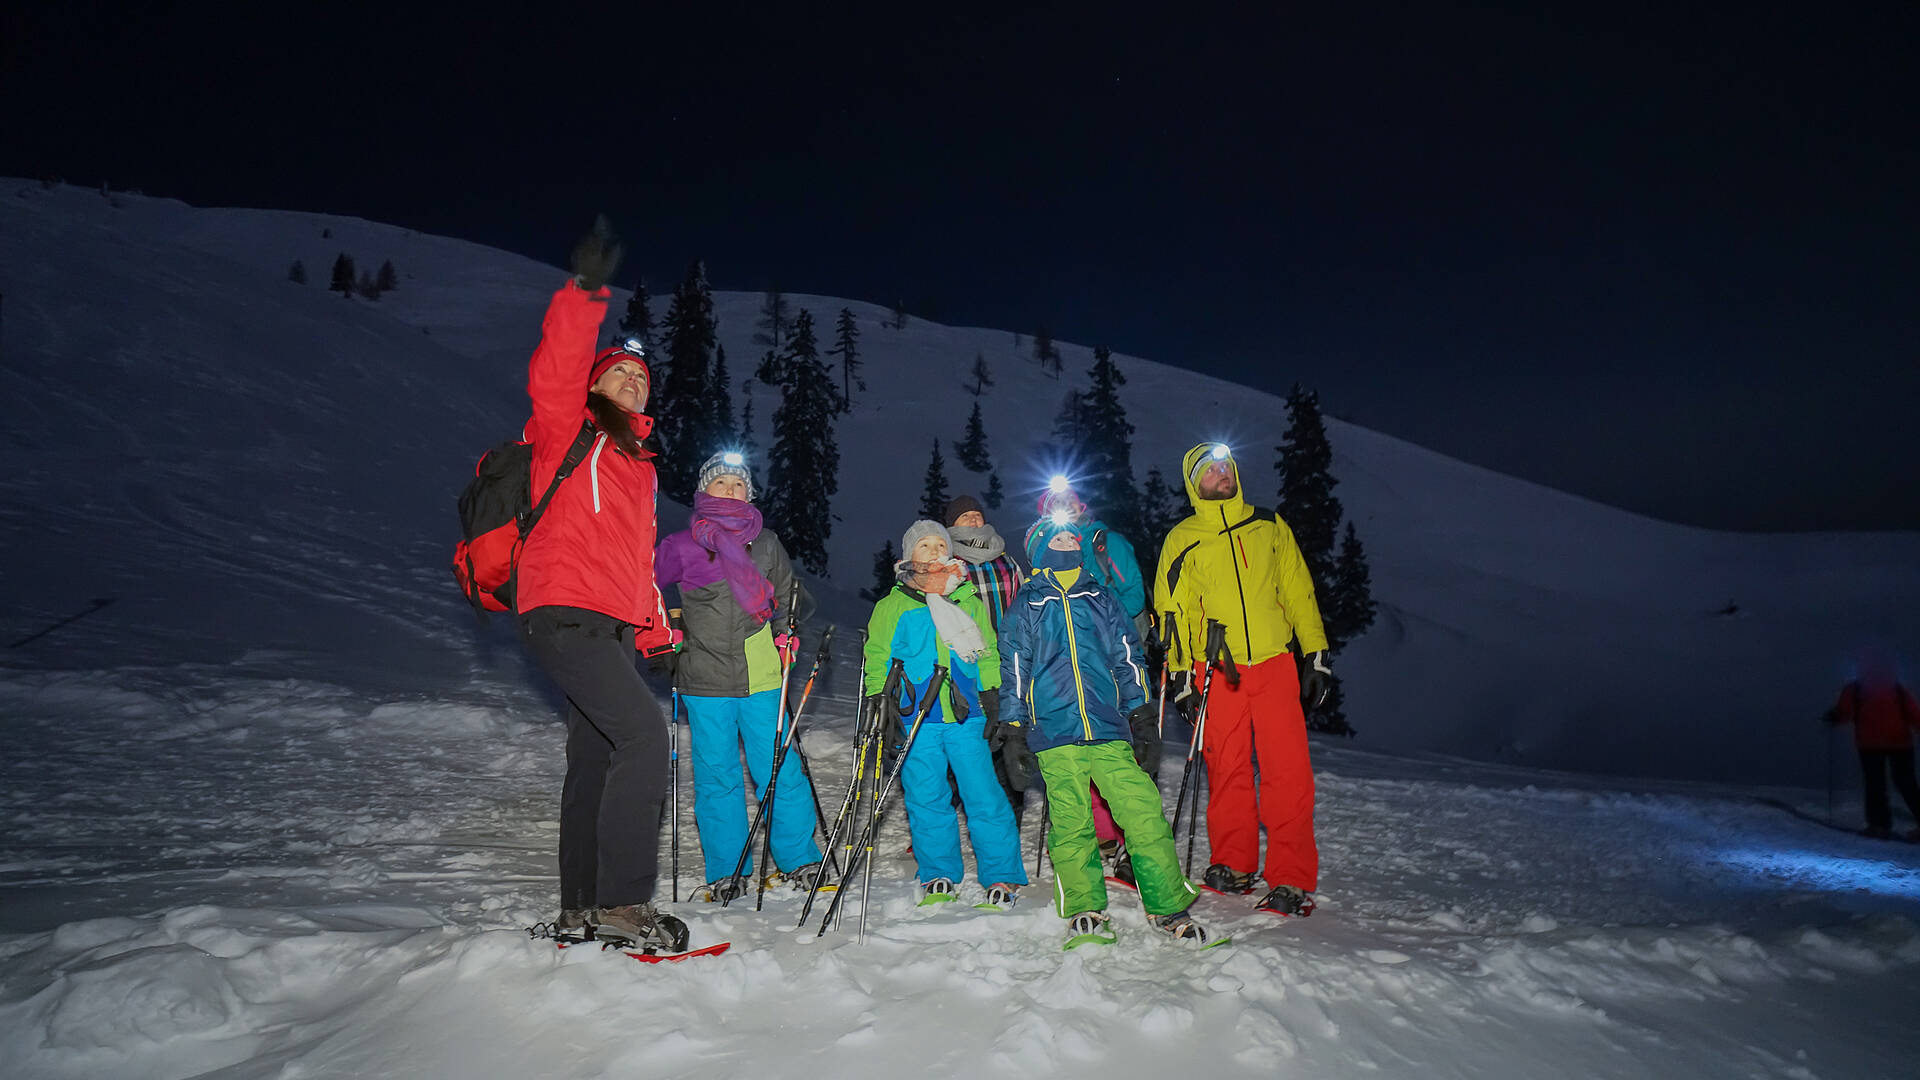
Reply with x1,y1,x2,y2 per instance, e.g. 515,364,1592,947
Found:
3,183,1919,1077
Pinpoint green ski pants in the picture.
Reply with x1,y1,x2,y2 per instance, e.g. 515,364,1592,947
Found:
1038,740,1199,918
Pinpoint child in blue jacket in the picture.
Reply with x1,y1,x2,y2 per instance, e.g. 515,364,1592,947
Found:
863,520,1028,905
1000,514,1208,947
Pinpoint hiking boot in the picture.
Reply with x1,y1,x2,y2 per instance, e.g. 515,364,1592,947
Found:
1111,850,1136,887
919,877,958,905
1254,884,1316,917
1065,910,1116,948
983,883,1021,909
691,875,750,903
785,862,834,891
593,903,690,952
1147,906,1210,944
1203,863,1257,894
555,907,595,931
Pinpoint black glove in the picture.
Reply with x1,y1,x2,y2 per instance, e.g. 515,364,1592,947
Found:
995,724,1036,792
1301,650,1334,709
1126,702,1163,776
978,688,1002,744
647,648,678,680
869,693,904,748
570,215,623,292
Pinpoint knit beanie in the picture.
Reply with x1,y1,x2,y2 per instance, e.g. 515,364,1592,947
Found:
943,494,985,527
589,344,650,390
696,451,754,500
1023,516,1085,567
901,519,952,561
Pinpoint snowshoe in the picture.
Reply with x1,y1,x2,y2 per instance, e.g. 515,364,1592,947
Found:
1110,850,1136,888
1202,863,1257,895
593,903,691,953
1064,910,1117,950
785,862,836,892
689,875,750,903
977,883,1020,910
918,877,959,906
555,907,594,932
1146,906,1213,946
1254,884,1316,917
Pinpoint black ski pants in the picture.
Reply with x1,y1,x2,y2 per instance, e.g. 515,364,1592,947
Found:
1858,748,1920,831
521,606,669,909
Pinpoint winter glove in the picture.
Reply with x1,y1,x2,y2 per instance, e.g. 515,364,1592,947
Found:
647,648,678,680
570,215,623,292
1169,669,1195,704
996,724,1036,792
773,631,798,660
978,688,1002,744
1127,702,1163,776
1301,651,1334,709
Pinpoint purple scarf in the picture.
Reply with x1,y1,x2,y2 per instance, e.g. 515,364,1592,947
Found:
689,493,776,624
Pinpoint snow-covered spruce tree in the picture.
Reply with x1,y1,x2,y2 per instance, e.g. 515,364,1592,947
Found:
1327,521,1377,651
985,471,1005,510
956,401,991,473
329,253,355,297
754,289,790,349
762,309,839,575
376,260,398,292
968,353,994,396
830,307,863,412
1076,344,1141,543
655,260,720,501
860,540,897,602
288,260,306,284
618,279,653,348
918,440,949,523
1137,465,1187,561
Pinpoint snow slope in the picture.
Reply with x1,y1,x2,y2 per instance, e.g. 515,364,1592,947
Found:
3,184,1920,1078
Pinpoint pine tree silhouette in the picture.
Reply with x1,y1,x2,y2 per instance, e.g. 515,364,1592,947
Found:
754,289,790,349
710,344,735,443
829,307,863,411
288,260,306,284
1076,344,1140,541
375,260,398,292
1328,522,1377,651
656,260,719,500
860,540,898,602
329,253,355,298
956,401,991,473
619,279,654,347
918,440,949,522
1275,383,1342,584
984,471,1005,511
762,310,839,574
1033,328,1059,375
968,353,994,396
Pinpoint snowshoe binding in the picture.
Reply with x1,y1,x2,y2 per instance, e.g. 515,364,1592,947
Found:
918,877,959,906
1202,863,1257,895
1064,910,1117,950
690,875,750,903
555,907,595,932
785,862,836,892
1254,884,1316,917
977,883,1020,910
593,903,691,954
1146,906,1217,947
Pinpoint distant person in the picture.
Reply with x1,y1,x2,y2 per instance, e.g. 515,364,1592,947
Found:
944,494,1034,820
513,219,684,950
1153,443,1334,916
1001,512,1207,948
1823,651,1920,840
862,519,1027,905
653,450,827,900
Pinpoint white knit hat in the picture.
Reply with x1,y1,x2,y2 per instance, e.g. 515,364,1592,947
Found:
697,450,754,500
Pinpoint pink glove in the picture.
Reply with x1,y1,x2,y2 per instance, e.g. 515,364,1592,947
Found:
773,631,798,657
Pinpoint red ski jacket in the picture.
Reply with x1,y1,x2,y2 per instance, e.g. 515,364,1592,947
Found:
1829,681,1920,750
513,280,673,651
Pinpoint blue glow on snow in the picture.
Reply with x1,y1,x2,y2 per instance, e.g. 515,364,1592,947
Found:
1711,846,1920,899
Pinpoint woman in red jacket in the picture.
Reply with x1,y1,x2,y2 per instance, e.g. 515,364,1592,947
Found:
1824,650,1920,841
516,221,683,949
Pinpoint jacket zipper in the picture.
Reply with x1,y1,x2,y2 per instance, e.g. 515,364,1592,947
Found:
1221,506,1252,661
588,434,608,513
1058,580,1093,741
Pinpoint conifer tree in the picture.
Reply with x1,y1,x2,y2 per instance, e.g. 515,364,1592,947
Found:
1327,522,1377,651
829,307,863,411
618,279,654,347
968,353,994,396
1274,383,1342,584
376,260,398,292
355,270,381,300
656,260,720,500
762,309,839,574
1033,327,1058,375
754,289,790,349
329,253,355,297
287,260,306,284
1050,389,1086,449
1138,466,1187,558
918,440,949,522
1076,344,1140,539
710,344,735,443
737,394,761,489
956,401,991,473
890,300,908,330
985,471,1005,510
860,540,898,602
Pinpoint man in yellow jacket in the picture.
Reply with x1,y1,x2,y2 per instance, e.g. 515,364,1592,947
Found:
1154,442,1333,915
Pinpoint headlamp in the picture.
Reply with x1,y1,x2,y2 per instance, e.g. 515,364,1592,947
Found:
1211,444,1230,460
1050,508,1072,527
722,451,744,467
1048,474,1070,494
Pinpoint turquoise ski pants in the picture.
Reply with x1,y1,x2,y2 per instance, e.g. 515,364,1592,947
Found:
683,688,823,881
899,715,1028,887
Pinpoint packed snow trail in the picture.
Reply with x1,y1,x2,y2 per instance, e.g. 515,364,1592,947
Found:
3,665,1917,1079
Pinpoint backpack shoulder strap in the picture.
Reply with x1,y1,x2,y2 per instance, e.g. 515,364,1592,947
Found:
521,420,598,538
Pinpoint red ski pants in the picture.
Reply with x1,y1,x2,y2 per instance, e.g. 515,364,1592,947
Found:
1196,653,1317,891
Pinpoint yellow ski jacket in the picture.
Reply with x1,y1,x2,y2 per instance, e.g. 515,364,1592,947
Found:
1153,443,1329,669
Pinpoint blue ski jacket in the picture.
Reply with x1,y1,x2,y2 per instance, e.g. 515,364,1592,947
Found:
998,566,1148,753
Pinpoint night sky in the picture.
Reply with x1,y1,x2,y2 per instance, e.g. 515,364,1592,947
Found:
6,2,1915,530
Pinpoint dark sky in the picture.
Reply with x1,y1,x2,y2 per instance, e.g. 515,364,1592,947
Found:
7,1,1915,530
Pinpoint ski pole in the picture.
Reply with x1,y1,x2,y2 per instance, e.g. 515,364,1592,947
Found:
798,680,884,929
1153,612,1172,740
670,678,681,903
10,597,114,649
807,660,905,928
817,666,948,939
1172,620,1225,877
726,622,832,909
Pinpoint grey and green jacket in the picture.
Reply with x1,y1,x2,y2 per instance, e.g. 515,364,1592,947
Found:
653,526,812,697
